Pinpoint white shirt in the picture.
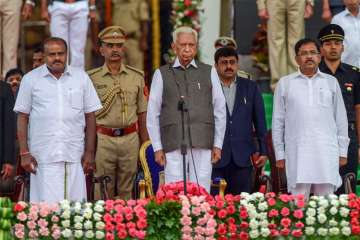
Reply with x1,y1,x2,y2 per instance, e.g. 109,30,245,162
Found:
332,8,360,67
147,58,226,152
14,64,102,163
272,69,349,189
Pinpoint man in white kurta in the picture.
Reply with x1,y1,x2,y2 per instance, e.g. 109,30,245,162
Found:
147,27,226,192
272,38,349,198
14,37,102,203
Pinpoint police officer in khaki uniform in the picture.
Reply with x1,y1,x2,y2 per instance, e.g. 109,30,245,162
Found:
112,0,149,70
88,26,148,200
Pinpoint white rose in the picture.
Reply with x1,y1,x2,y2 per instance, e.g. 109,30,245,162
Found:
249,219,259,229
317,227,328,236
340,207,350,217
84,209,93,219
308,200,317,208
60,199,70,208
306,216,316,225
94,205,104,213
342,227,351,236
328,194,338,200
95,231,105,239
93,213,102,222
329,227,340,236
260,228,270,237
253,192,264,200
258,213,268,221
74,230,83,239
240,192,250,199
248,210,257,219
339,196,348,206
74,216,84,223
317,213,327,224
305,227,315,235
319,199,329,208
84,203,93,208
306,208,316,217
74,202,82,213
249,229,259,239
329,219,338,227
85,230,95,239
61,210,71,219
310,196,319,201
96,200,105,205
340,220,349,227
258,202,268,211
62,220,71,228
317,207,326,214
74,222,83,230
330,199,339,207
61,228,72,238
84,220,93,230
95,221,105,230
329,207,338,215
259,220,268,227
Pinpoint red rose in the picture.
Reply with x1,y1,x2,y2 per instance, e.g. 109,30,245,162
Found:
115,223,126,232
240,209,248,219
216,200,225,209
114,213,123,223
117,230,127,239
105,223,115,231
106,232,114,240
125,213,133,221
352,225,360,235
184,0,192,7
270,229,280,237
280,218,292,228
268,223,277,229
296,200,305,208
350,210,359,218
227,205,236,215
225,194,234,202
280,207,290,217
128,228,137,238
279,194,290,203
136,219,147,229
228,223,237,233
292,229,303,238
240,221,249,229
218,236,227,240
239,231,249,240
217,209,228,219
228,217,236,224
104,213,113,223
126,222,136,229
217,223,227,235
295,221,304,229
14,203,25,212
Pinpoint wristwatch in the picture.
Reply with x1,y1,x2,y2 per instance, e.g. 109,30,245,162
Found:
306,0,314,7
25,0,35,7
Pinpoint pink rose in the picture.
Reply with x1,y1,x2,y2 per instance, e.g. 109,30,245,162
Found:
51,215,59,222
39,227,50,236
114,213,124,222
126,222,136,229
296,200,305,208
181,208,191,216
217,209,227,219
38,218,49,228
293,209,304,219
105,200,114,211
194,226,204,235
105,223,115,231
280,217,292,228
106,232,115,240
16,212,27,222
279,194,290,203
280,228,290,236
268,209,279,218
192,206,202,216
181,216,192,226
28,230,39,238
182,226,192,235
270,229,280,237
128,227,137,237
204,227,216,236
280,207,290,217
123,206,133,215
127,199,136,207
267,198,276,206
207,218,217,228
136,219,147,229
215,200,225,209
125,213,133,221
27,220,37,230
51,228,61,239
104,213,113,223
136,230,146,239
117,230,127,239
15,229,25,239
292,229,303,237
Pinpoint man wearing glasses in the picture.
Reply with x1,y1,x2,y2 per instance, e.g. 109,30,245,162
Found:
272,38,349,198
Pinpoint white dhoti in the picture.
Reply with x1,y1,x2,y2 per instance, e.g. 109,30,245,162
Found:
30,162,87,203
289,183,335,200
164,148,212,192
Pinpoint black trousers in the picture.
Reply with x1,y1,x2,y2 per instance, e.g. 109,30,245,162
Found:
336,128,358,194
211,155,253,196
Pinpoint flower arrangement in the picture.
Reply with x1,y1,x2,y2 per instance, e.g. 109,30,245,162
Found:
171,0,203,32
7,182,360,239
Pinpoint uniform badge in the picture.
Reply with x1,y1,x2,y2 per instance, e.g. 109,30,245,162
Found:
345,83,353,92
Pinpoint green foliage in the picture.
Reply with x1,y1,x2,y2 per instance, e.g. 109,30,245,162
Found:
145,201,182,240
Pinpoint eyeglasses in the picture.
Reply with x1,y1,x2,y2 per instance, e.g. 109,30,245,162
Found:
297,51,320,57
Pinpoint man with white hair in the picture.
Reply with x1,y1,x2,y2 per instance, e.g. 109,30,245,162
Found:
147,26,226,192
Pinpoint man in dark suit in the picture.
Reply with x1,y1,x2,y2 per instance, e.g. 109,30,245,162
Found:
212,47,268,195
0,81,16,181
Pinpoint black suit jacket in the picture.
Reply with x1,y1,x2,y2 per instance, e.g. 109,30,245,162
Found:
213,77,267,168
0,81,16,167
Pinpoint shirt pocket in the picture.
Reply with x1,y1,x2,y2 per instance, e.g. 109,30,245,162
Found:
317,88,333,107
69,89,83,110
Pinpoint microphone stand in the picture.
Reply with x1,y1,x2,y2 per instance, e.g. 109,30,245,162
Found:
178,96,187,195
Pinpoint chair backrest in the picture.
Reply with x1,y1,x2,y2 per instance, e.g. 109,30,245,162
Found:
139,141,164,196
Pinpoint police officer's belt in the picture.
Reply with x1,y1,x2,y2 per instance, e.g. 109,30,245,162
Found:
96,123,137,137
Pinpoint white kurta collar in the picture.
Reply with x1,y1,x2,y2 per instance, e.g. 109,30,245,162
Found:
172,57,197,69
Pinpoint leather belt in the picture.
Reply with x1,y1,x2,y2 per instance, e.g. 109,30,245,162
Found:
96,123,138,137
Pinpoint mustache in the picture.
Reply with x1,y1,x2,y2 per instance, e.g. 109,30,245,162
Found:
53,61,63,64
10,82,19,87
305,60,315,64
225,69,234,72
111,52,121,57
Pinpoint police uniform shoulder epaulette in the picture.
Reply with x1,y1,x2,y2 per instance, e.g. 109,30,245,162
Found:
352,66,360,72
237,70,251,79
87,67,102,76
126,65,144,77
